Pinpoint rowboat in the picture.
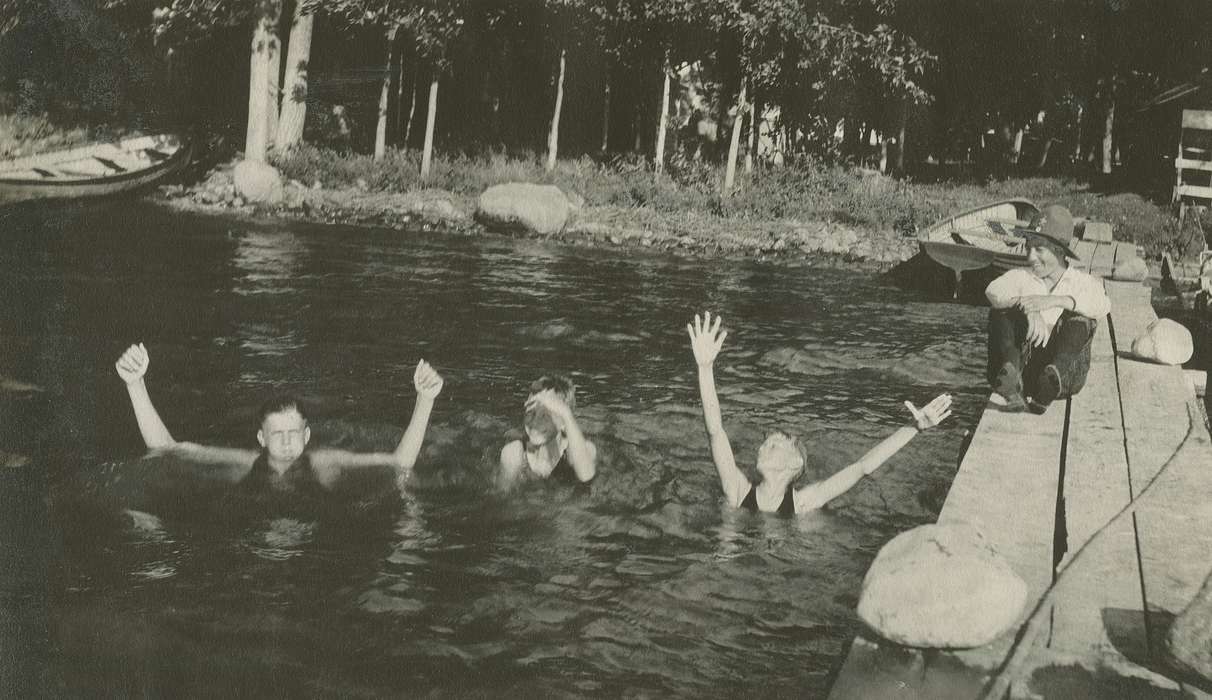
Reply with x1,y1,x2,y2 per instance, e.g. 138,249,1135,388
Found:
0,133,190,205
918,198,1038,274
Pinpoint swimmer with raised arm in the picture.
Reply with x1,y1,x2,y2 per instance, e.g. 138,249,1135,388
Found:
498,375,597,488
687,312,952,515
115,343,443,490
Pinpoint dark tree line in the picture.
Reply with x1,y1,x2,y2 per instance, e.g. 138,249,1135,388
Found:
3,0,1212,183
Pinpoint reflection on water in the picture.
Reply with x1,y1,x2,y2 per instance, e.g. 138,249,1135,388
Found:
0,201,990,697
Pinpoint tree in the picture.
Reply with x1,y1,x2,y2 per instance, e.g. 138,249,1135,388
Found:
276,0,314,151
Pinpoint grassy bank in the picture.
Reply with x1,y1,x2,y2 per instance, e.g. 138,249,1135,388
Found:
273,144,1196,260
0,110,1198,261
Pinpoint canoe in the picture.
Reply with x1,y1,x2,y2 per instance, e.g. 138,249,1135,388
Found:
918,198,1038,273
0,134,191,205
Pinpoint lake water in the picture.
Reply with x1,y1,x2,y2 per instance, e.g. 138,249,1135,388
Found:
0,200,990,697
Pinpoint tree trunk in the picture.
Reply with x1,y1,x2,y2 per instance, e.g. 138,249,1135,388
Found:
375,25,399,161
1102,82,1116,174
879,135,888,173
1011,127,1024,165
404,65,418,147
896,102,907,172
265,7,281,154
276,3,313,151
601,80,610,153
394,40,405,144
745,94,758,173
723,79,747,195
1074,103,1084,162
654,49,671,175
421,75,439,178
545,47,567,172
244,4,279,162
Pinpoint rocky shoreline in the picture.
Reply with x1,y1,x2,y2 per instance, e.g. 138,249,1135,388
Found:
155,161,920,269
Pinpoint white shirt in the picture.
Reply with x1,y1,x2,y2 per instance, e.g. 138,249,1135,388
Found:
985,265,1111,340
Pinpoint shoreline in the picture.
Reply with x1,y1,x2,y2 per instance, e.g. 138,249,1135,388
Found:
154,164,921,272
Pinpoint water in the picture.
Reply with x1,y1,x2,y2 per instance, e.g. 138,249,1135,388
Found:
1,200,990,697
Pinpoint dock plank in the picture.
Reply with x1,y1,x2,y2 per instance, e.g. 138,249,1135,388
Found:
1047,315,1145,658
937,399,1066,670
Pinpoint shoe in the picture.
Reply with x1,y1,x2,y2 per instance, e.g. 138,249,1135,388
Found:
1035,364,1064,406
994,362,1026,411
1027,398,1049,415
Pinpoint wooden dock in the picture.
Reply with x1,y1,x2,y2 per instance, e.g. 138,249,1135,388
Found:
829,240,1212,699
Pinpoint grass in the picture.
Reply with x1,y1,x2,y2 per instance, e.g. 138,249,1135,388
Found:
275,143,1200,259
0,107,1194,260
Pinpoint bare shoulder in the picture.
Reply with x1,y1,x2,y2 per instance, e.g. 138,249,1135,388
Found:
500,440,524,470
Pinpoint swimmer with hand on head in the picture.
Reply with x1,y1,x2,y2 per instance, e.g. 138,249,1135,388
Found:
687,312,952,515
498,375,597,488
115,343,443,490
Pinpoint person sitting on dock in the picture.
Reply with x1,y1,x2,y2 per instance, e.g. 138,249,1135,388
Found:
687,312,952,515
985,204,1111,413
497,375,598,488
114,343,443,491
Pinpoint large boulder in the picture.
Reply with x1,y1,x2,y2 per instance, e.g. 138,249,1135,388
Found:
857,522,1028,648
1112,256,1149,282
1131,318,1194,366
476,183,570,235
233,159,284,206
1167,571,1212,683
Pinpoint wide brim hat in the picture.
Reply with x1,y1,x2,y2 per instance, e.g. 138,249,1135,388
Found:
1011,203,1081,259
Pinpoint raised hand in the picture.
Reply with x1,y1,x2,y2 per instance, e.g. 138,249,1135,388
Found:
526,388,572,426
687,311,727,367
414,360,444,400
115,343,150,385
904,393,953,431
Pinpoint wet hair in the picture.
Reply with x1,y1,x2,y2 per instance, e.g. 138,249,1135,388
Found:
759,429,810,480
257,395,309,427
523,374,576,438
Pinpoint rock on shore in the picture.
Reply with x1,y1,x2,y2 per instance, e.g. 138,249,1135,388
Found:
476,182,571,235
857,522,1028,648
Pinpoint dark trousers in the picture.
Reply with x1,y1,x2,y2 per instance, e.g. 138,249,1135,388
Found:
986,308,1097,400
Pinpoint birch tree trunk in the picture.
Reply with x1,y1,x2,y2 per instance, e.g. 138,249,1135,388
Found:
1011,127,1024,165
244,6,278,162
375,24,400,161
896,102,907,172
745,95,758,173
545,47,567,172
601,80,610,153
404,67,418,147
723,80,747,195
1102,82,1116,174
266,10,281,154
421,76,439,178
654,49,671,175
276,3,313,151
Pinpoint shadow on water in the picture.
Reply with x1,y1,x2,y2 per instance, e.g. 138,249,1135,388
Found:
2,200,993,697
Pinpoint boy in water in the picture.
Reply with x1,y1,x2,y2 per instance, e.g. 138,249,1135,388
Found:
497,375,597,488
114,343,443,490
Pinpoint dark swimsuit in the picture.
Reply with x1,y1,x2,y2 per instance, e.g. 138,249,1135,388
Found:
740,484,796,516
241,452,323,493
519,437,593,485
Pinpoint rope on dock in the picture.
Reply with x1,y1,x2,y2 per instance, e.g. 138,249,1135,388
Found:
977,400,1201,699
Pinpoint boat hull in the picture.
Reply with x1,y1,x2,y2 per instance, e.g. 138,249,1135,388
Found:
0,134,191,205
918,198,1037,273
